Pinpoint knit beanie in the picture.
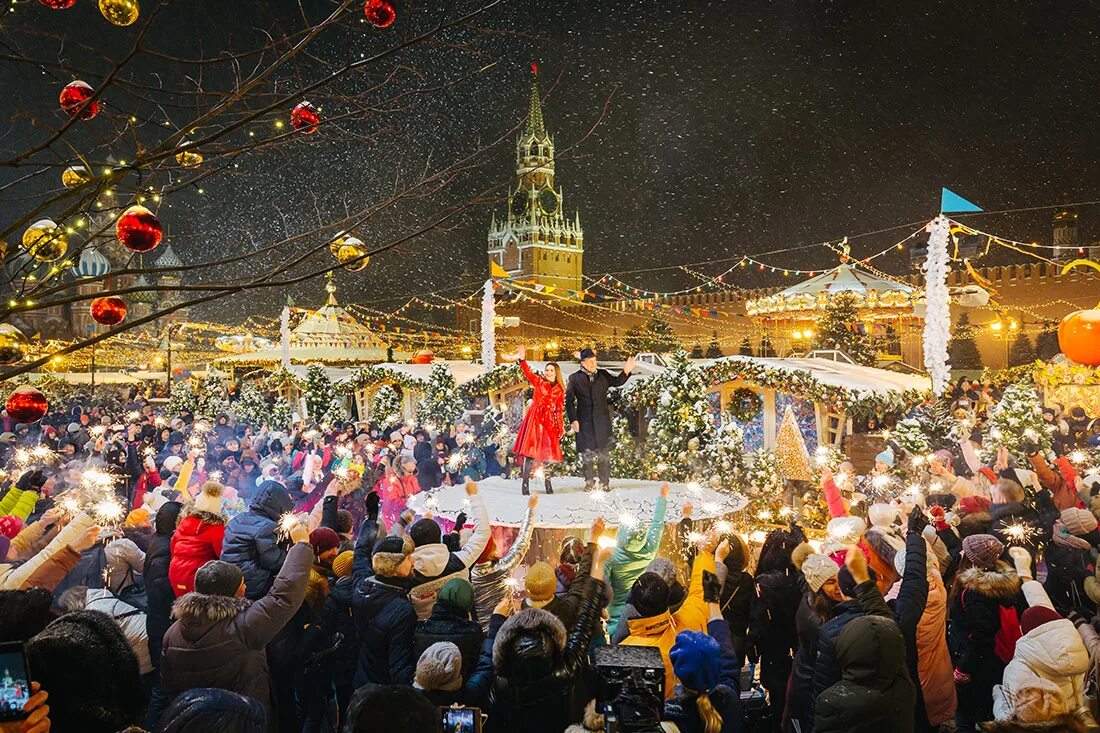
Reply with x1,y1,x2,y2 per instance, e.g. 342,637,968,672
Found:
409,518,441,547
124,508,150,528
192,480,224,515
644,557,678,587
331,551,354,579
1060,507,1098,537
309,527,340,555
802,554,840,593
630,572,670,618
962,533,1004,571
933,449,954,467
875,448,895,468
194,560,244,597
524,562,556,603
959,495,992,515
1021,605,1062,635
0,515,24,539
669,630,721,693
372,535,413,577
162,455,184,473
868,503,899,529
437,578,475,612
414,642,462,692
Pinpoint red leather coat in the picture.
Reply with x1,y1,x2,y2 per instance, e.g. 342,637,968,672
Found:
512,360,565,463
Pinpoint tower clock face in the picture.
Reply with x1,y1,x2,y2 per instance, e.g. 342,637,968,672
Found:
539,189,558,215
511,193,527,217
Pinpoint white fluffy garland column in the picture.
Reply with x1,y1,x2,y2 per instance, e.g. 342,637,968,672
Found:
923,215,952,396
481,279,496,368
279,305,291,371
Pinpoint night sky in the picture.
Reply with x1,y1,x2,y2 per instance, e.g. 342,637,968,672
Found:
3,0,1100,323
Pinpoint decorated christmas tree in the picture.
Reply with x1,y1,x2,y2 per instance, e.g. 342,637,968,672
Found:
984,382,1052,462
700,418,745,489
624,316,680,354
948,313,984,370
737,336,752,356
690,343,704,359
742,449,786,520
194,373,230,418
369,385,403,427
893,401,960,456
269,396,293,431
1036,328,1061,360
707,330,725,359
1009,333,1037,366
610,414,645,478
774,406,814,482
416,362,466,429
167,379,198,416
644,350,712,481
234,384,272,427
812,292,876,365
303,364,342,424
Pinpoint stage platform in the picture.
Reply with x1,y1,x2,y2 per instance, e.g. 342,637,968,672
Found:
406,476,746,530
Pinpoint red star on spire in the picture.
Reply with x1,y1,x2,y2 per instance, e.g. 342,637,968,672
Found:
531,62,538,75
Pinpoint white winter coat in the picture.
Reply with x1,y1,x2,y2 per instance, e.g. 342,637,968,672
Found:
84,588,152,674
993,580,1090,722
0,512,95,590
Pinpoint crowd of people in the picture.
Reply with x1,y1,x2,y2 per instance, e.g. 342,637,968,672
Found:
0,367,1098,732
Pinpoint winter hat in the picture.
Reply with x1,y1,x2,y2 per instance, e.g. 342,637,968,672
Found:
125,508,150,527
1020,605,1062,635
437,578,475,612
408,517,442,547
192,481,224,515
0,515,23,539
629,572,671,618
344,683,438,733
194,560,244,597
791,542,815,571
579,346,596,361
669,630,721,693
414,641,463,692
1060,507,1098,536
27,610,144,733
893,547,939,578
875,448,895,468
645,557,678,588
371,534,413,577
962,533,1004,570
959,495,992,515
159,687,266,733
802,554,840,593
15,469,47,491
331,551,354,579
309,527,340,556
932,449,954,467
524,562,557,603
162,455,184,473
868,503,899,528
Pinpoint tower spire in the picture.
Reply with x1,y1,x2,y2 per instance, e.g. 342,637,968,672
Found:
526,62,545,138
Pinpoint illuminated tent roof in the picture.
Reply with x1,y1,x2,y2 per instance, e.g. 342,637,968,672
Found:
746,263,922,319
290,276,387,350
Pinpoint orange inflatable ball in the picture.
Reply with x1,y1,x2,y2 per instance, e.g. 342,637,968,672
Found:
1059,308,1100,366
412,349,435,364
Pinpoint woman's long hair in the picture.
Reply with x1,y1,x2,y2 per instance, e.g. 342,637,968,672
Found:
809,588,840,624
544,362,566,391
696,694,722,733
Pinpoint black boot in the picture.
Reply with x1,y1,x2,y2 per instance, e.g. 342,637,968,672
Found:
521,478,530,496
520,457,531,496
544,476,553,495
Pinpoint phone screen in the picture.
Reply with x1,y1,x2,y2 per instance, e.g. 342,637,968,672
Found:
0,643,31,722
440,706,480,733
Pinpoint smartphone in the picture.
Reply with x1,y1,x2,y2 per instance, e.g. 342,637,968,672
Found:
0,642,31,722
439,706,482,733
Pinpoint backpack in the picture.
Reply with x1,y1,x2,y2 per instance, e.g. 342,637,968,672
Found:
994,604,1022,664
52,544,107,602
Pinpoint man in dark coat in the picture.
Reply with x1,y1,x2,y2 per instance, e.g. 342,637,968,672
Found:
160,523,312,733
144,500,184,676
219,480,294,599
412,578,484,681
351,531,418,686
564,347,634,490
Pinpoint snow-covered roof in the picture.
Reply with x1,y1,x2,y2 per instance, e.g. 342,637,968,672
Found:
703,355,931,395
362,361,493,386
778,263,912,297
213,346,394,367
746,263,921,318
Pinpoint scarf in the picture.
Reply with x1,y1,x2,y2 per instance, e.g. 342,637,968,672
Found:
1052,520,1093,550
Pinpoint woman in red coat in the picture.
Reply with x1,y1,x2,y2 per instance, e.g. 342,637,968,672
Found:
512,345,565,496
168,481,227,596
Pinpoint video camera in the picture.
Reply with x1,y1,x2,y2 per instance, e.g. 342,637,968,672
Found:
593,645,665,733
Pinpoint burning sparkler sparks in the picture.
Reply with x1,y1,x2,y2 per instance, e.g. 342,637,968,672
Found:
1004,522,1037,545
92,497,125,525
596,535,618,549
278,512,309,539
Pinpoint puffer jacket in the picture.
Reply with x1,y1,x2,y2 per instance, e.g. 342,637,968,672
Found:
351,574,416,686
487,575,605,733
408,493,491,619
219,481,293,599
604,495,667,635
811,578,892,703
993,580,1090,722
911,569,956,725
161,542,313,733
143,500,183,671
318,575,358,682
814,615,916,733
413,602,485,681
0,511,94,590
0,487,39,520
168,509,226,597
621,552,715,699
747,567,801,666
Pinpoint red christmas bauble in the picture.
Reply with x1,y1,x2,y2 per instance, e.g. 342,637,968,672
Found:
290,101,320,134
90,296,128,326
5,386,48,424
116,205,163,252
59,80,99,120
38,0,78,7
364,0,395,28
1059,308,1100,366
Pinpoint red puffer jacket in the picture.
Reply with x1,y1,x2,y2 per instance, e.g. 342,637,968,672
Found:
169,512,227,597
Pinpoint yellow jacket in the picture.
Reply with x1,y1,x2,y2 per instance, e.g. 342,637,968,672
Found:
621,552,715,698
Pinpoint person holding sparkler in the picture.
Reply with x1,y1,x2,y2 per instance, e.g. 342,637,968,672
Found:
509,345,566,496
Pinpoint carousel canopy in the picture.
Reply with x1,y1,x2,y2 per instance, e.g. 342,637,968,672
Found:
290,277,387,351
745,263,921,318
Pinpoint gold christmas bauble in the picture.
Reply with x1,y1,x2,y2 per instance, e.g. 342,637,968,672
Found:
61,165,91,188
175,142,203,168
98,0,139,26
0,324,29,366
22,219,68,262
329,232,349,257
336,237,369,272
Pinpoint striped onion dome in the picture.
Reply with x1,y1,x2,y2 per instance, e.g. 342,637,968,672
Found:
71,246,112,278
128,274,159,304
153,242,184,270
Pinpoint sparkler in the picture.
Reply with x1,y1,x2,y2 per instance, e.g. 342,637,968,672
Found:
92,497,125,525
277,511,309,540
533,468,545,480
127,411,141,422
208,471,223,482
748,530,767,544
687,531,705,545
872,475,892,490
90,425,106,438
715,520,732,534
618,513,639,529
596,535,618,549
702,502,719,513
1004,522,1037,545
757,509,773,521
1070,451,1087,464
58,495,82,518
778,506,793,518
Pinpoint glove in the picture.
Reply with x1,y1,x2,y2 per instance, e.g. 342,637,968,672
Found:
365,491,380,521
928,505,950,531
453,511,467,529
1007,546,1032,579
702,570,721,603
953,668,972,684
907,506,929,535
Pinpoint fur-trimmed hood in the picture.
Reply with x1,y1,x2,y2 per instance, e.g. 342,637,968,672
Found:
958,562,1022,602
171,592,251,641
492,606,566,671
181,507,226,526
980,709,1092,732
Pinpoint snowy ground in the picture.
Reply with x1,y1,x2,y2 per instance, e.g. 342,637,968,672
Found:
407,476,746,529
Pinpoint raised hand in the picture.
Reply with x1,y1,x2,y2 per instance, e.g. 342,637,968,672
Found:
660,483,670,499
